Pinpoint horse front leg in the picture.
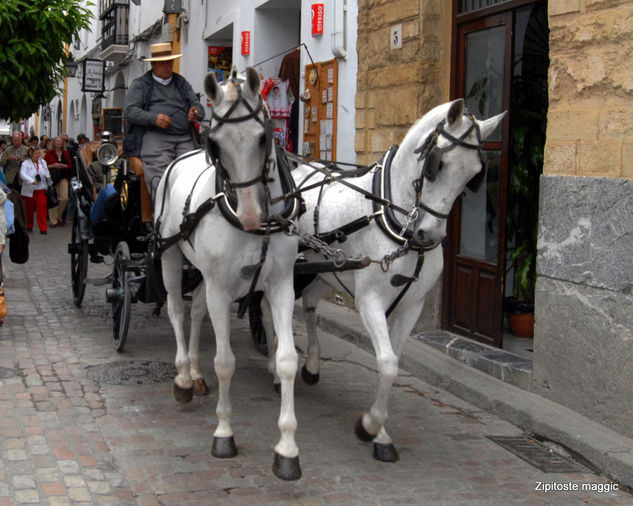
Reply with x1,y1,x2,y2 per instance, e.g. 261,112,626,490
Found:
189,282,209,396
205,285,237,458
266,275,301,480
355,290,400,463
163,249,193,403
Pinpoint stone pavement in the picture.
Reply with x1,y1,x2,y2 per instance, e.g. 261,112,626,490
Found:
0,225,631,505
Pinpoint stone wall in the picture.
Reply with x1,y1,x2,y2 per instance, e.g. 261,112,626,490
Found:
546,0,633,178
535,1,633,438
355,0,452,165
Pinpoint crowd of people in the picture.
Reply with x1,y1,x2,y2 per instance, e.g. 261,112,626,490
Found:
0,131,88,325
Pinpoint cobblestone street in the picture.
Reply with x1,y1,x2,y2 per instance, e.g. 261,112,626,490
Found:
0,225,630,505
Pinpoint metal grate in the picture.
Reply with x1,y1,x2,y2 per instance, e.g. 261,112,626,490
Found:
487,436,586,473
458,0,513,15
86,360,176,386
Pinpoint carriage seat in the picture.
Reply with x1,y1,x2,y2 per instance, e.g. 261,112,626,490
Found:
127,156,153,223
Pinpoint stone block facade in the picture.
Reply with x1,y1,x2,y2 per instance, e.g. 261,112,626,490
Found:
546,0,633,177
355,0,452,166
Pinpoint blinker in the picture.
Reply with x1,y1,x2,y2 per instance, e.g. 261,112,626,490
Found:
422,146,442,182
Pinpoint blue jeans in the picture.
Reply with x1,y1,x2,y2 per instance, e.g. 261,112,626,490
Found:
90,184,118,224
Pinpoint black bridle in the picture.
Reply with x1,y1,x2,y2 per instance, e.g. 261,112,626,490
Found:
412,113,487,220
206,77,274,190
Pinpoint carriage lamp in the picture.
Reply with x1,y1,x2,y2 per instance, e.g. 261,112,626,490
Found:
65,54,78,77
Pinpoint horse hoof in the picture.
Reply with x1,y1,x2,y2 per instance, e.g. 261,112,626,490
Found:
272,452,301,481
212,436,237,458
373,442,399,462
193,378,209,396
354,416,374,442
274,383,281,396
173,383,194,404
301,365,320,385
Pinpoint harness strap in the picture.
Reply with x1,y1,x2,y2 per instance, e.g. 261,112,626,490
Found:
156,195,219,253
385,252,425,318
236,226,271,319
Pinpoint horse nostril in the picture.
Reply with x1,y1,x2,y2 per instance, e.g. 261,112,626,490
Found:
415,229,426,245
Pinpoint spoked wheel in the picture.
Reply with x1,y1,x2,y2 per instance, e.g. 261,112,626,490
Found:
69,219,89,307
247,291,268,356
107,242,131,352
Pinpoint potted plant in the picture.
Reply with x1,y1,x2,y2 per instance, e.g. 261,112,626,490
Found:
505,71,547,338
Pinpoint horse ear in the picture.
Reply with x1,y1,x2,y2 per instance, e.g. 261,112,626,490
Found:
204,72,223,104
479,111,507,140
244,67,261,98
447,99,465,125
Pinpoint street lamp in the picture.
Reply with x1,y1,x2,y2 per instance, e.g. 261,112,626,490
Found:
65,54,78,77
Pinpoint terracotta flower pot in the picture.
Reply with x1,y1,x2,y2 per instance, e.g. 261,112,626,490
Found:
508,311,534,338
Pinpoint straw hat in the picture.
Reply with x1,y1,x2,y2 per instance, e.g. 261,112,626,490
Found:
145,42,182,62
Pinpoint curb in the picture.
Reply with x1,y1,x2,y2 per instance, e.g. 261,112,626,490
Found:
306,300,633,489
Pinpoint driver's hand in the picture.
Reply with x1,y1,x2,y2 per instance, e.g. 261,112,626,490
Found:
187,106,199,122
156,113,172,129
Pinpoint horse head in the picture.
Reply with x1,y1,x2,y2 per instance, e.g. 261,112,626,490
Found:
204,67,272,231
412,99,506,248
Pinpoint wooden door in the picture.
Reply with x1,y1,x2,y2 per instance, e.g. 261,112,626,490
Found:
444,12,512,346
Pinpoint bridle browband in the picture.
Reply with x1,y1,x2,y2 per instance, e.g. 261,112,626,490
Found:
206,76,274,189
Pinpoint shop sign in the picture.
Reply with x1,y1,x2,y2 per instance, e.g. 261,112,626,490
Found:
311,3,324,36
241,31,251,55
82,59,106,93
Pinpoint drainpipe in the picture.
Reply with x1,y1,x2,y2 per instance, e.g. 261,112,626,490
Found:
331,0,347,60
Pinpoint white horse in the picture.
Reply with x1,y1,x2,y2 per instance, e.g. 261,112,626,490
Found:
154,68,302,480
263,99,505,462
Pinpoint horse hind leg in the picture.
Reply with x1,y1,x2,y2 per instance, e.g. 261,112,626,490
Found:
261,296,281,393
300,279,330,385
163,249,193,403
189,282,209,396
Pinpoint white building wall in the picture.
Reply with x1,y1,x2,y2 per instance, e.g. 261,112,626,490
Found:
61,0,357,161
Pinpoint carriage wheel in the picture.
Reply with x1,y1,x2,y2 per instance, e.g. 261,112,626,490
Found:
247,291,268,356
70,219,89,307
110,242,132,352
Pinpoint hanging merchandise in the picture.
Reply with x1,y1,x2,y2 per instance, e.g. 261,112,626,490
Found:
263,78,293,150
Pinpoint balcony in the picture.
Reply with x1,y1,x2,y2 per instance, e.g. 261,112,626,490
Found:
99,0,129,64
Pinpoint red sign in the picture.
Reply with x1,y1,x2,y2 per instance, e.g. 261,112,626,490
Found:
311,3,324,36
241,31,251,55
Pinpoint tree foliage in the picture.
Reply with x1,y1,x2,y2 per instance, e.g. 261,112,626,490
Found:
0,0,93,121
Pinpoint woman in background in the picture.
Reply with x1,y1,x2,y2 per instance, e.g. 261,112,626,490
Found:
44,136,71,226
20,147,50,234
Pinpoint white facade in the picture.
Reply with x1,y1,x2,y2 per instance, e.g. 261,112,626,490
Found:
50,0,357,162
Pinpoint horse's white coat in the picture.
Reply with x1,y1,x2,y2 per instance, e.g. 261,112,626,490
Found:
287,100,506,451
155,69,300,464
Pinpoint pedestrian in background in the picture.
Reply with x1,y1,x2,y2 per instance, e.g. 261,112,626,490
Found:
44,136,71,226
39,135,49,152
20,147,50,234
0,132,29,191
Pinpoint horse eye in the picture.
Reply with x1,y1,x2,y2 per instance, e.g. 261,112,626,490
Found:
259,132,267,147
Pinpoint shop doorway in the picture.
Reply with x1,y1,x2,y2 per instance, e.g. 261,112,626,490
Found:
444,1,548,348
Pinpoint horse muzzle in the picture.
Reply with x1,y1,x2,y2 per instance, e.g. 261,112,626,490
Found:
236,187,263,231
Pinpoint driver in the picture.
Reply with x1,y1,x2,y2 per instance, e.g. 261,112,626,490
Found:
123,42,205,198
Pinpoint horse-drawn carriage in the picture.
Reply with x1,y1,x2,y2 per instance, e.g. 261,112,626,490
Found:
67,67,505,480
